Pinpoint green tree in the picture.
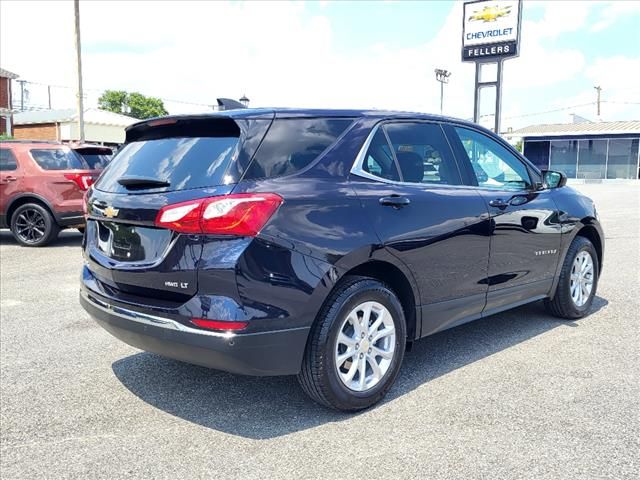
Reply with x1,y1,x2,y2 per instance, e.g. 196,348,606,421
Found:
514,139,523,153
98,90,168,119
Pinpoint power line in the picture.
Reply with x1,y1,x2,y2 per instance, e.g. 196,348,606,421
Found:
503,102,596,120
15,79,212,108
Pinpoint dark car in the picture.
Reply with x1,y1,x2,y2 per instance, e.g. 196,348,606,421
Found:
1,140,99,246
79,109,604,411
71,144,113,170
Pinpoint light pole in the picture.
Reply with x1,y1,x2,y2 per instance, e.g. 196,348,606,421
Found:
73,0,85,142
434,69,451,115
239,94,250,108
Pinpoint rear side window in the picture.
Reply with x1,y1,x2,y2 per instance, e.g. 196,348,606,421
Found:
95,137,239,193
243,118,353,179
0,148,18,171
384,123,462,185
362,130,400,181
30,148,88,170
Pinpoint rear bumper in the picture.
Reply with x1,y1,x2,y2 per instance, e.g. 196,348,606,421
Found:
80,288,310,376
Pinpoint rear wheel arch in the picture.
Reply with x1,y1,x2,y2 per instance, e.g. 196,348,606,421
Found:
7,195,58,226
332,260,419,341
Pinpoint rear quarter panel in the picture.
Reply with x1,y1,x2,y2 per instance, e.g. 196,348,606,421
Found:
232,171,421,334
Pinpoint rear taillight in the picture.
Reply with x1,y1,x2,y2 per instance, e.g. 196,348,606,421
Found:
191,319,249,331
155,193,283,236
64,173,94,191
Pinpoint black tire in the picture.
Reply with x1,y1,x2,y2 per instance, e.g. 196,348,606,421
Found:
545,236,599,319
298,276,407,411
10,203,60,247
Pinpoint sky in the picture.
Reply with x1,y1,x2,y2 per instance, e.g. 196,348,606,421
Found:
1,0,639,131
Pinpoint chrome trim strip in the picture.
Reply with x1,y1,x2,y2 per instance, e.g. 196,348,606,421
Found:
81,289,235,339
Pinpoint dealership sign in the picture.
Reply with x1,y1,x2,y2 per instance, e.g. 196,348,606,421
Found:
462,0,522,62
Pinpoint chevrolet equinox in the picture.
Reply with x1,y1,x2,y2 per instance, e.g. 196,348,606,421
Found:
80,109,604,411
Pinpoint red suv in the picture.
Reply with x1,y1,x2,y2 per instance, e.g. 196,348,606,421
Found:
0,141,100,246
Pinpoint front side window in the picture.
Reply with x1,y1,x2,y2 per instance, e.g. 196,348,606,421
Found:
30,148,88,170
454,127,531,190
0,148,18,171
384,122,462,185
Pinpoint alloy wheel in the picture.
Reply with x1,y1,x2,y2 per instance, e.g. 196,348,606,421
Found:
570,250,594,307
15,208,47,244
334,301,396,392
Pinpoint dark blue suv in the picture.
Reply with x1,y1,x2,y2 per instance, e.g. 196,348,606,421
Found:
80,109,604,411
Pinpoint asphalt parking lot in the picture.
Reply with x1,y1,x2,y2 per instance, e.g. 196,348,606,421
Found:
1,183,638,479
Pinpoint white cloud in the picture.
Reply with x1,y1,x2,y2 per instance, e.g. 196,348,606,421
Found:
0,0,637,127
590,0,640,31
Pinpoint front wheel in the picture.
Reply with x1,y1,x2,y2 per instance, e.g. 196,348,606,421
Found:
545,236,599,319
298,276,406,411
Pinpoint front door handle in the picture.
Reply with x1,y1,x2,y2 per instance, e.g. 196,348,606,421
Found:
379,195,411,208
489,198,509,209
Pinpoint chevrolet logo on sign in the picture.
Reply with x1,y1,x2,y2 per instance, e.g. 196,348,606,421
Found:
103,206,119,218
462,0,521,62
469,5,511,22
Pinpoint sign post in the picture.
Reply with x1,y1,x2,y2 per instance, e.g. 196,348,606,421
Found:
462,0,522,133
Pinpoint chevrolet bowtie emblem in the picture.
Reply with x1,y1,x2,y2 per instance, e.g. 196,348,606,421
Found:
103,206,119,218
469,5,511,22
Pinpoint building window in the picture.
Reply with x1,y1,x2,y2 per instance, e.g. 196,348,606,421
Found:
577,139,607,179
607,139,639,180
523,141,550,170
549,140,578,178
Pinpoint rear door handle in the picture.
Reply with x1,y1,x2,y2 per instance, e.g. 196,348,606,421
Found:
489,198,509,209
2,176,17,183
379,195,411,208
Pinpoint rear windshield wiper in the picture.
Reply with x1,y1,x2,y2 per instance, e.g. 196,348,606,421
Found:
117,176,170,189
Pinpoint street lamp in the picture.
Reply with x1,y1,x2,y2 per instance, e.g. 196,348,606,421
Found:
434,69,451,115
239,94,250,108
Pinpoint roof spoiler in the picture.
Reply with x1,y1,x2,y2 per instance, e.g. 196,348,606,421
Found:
124,115,240,143
216,98,247,110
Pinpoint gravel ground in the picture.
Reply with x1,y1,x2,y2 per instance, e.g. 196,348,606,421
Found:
1,184,638,479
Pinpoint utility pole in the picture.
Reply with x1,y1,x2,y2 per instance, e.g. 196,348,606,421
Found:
434,69,451,115
16,79,27,111
47,85,52,109
594,85,602,118
74,0,85,142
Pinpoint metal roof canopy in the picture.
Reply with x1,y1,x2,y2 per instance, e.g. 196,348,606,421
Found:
507,120,640,138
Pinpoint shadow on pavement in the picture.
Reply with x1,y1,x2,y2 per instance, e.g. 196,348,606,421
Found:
112,296,608,439
0,229,83,247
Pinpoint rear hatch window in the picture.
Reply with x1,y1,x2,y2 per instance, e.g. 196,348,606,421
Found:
95,136,239,193
74,147,113,170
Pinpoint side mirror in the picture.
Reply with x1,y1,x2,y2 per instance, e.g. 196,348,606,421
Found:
542,170,567,189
